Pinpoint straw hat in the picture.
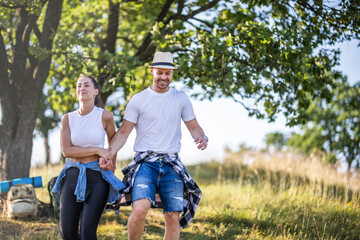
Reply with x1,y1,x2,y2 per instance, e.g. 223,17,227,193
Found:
149,51,177,69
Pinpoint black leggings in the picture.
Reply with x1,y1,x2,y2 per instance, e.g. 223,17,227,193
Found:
59,167,109,240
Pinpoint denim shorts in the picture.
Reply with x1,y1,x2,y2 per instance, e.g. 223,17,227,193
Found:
132,159,184,212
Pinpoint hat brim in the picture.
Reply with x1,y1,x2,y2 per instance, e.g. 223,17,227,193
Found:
149,65,177,69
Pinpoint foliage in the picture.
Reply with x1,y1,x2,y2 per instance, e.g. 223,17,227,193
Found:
265,131,288,150
287,78,360,169
43,0,360,127
1,0,360,178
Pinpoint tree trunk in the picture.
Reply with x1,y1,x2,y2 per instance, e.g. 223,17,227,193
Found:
0,89,39,180
0,0,63,181
60,154,66,164
45,132,51,166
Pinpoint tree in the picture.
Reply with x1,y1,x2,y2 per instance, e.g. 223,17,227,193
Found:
287,77,360,170
35,92,59,165
265,132,288,151
0,0,63,180
1,0,359,180
48,0,360,124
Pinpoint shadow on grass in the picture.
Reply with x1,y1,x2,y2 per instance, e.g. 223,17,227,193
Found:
0,220,26,239
0,217,60,240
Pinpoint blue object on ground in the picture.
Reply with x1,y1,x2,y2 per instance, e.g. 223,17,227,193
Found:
0,176,43,193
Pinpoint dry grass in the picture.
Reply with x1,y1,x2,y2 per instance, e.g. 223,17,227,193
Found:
224,149,360,191
1,151,360,239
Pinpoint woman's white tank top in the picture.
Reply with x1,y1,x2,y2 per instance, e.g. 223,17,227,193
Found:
68,106,105,148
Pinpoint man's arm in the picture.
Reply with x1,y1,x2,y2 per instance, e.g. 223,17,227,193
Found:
107,119,136,158
101,110,117,172
184,118,208,150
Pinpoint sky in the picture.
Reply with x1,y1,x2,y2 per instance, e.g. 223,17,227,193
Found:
30,40,360,167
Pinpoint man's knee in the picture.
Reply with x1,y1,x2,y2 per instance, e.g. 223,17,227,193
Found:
164,211,180,226
130,198,151,221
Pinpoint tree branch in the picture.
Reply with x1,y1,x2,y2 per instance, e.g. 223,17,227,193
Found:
182,0,220,20
135,0,176,61
135,0,220,64
191,17,214,29
296,0,358,33
0,3,23,9
100,0,120,54
185,19,213,34
13,8,30,75
33,0,63,91
97,0,120,87
166,0,220,25
177,0,185,16
0,30,17,127
116,36,138,49
23,14,41,80
0,31,10,92
33,23,42,42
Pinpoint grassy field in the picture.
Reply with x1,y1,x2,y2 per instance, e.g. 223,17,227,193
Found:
1,151,360,239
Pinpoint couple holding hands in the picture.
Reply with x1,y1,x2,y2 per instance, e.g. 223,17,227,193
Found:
52,51,208,240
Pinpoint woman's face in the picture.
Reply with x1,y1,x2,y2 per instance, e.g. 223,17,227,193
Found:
76,77,98,102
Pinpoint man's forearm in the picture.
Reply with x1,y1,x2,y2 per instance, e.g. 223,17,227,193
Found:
190,126,205,140
108,120,135,156
109,131,129,155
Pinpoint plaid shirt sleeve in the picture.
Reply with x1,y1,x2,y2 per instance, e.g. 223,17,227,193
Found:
106,151,202,229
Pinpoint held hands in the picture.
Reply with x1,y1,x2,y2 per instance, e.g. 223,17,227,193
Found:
195,135,208,150
99,157,113,171
98,148,116,171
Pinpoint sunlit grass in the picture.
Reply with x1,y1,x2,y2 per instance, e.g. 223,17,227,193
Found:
1,151,359,239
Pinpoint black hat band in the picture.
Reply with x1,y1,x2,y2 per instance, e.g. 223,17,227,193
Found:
151,62,175,67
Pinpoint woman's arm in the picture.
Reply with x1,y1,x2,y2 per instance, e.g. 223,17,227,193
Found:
102,110,117,172
60,114,109,159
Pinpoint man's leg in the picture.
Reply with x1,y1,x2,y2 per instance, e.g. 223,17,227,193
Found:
158,161,184,240
128,199,151,240
164,211,180,240
129,162,157,240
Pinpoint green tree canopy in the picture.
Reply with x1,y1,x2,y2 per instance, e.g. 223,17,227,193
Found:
47,0,360,126
1,0,359,180
265,131,288,151
288,77,360,170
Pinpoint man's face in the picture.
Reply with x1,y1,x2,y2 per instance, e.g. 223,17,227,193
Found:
151,68,173,92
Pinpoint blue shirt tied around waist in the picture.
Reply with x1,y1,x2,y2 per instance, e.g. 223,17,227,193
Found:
51,159,125,203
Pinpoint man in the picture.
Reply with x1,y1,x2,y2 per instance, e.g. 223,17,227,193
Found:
106,51,208,240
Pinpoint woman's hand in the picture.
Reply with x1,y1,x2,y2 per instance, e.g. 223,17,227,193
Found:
99,157,113,170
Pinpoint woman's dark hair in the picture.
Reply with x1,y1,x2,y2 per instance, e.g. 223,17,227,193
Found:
78,74,105,108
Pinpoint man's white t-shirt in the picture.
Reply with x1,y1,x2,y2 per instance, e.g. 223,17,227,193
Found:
124,86,196,153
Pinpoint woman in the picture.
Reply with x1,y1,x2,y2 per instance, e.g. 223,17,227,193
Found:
52,75,125,240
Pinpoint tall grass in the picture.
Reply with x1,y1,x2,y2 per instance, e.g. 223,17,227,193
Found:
1,151,359,239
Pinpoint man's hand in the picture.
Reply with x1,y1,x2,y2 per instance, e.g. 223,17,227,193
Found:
97,148,111,159
195,135,208,150
99,157,113,171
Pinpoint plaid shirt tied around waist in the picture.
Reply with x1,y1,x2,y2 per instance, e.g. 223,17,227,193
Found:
107,151,202,229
